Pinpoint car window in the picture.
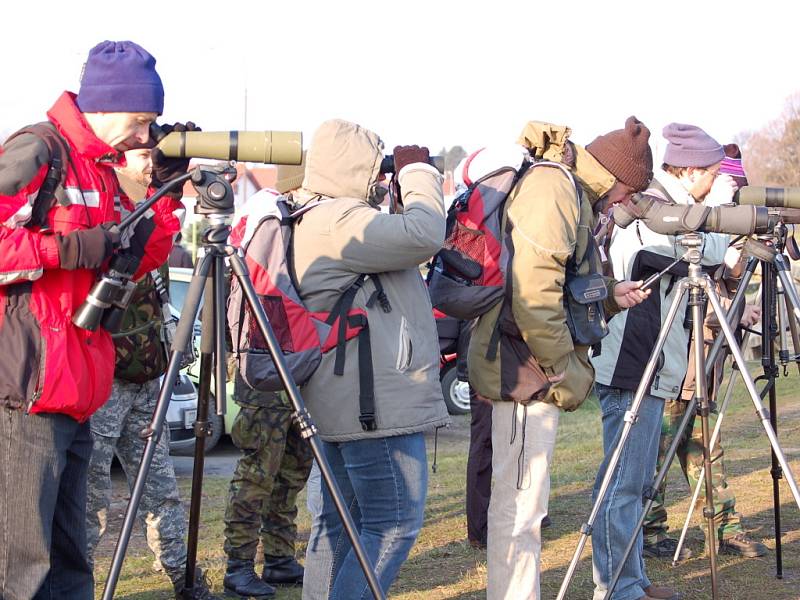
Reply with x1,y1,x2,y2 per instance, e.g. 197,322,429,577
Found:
169,280,190,313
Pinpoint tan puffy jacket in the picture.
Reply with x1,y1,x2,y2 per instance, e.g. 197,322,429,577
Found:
291,119,450,441
469,137,621,411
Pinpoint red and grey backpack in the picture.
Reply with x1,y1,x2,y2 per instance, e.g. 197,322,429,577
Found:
427,149,576,322
227,191,389,431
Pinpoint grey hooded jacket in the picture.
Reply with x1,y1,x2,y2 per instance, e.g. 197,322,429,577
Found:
291,119,450,441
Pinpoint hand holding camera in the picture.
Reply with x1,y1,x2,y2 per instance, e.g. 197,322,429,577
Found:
56,222,120,270
151,121,201,196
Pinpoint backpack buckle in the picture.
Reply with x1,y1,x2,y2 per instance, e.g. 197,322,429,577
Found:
359,413,377,431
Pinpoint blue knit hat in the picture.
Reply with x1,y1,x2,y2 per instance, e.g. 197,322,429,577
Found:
76,41,164,115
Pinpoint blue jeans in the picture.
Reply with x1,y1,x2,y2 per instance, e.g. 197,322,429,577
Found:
302,432,428,600
591,384,665,600
0,409,94,600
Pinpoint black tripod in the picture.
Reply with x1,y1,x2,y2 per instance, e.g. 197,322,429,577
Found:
101,164,385,599
556,232,800,600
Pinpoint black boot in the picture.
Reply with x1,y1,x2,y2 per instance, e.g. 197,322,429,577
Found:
261,554,304,586
223,559,275,599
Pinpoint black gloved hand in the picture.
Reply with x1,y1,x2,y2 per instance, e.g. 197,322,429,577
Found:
57,223,120,270
393,145,431,173
151,121,201,197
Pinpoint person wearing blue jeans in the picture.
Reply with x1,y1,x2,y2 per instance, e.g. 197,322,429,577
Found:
591,122,732,600
278,120,450,599
591,384,665,600
304,434,427,599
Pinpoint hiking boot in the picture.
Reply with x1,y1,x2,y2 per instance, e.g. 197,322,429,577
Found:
718,533,768,558
642,583,683,600
223,559,275,599
261,554,304,586
172,568,223,600
643,536,692,561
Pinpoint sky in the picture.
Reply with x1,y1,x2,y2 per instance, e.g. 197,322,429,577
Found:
2,0,799,160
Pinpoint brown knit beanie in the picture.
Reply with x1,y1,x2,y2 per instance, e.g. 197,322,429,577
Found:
275,151,307,194
586,116,654,191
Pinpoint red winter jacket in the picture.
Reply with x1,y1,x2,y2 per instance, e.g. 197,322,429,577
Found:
0,92,182,421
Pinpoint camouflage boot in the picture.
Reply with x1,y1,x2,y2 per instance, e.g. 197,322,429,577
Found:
172,567,223,600
223,559,275,599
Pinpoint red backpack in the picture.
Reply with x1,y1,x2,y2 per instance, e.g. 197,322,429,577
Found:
228,191,389,431
427,150,576,321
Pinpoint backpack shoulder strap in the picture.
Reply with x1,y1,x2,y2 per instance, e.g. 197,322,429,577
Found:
5,122,70,228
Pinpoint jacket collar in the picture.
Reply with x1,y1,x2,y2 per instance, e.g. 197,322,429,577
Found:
572,144,616,205
46,92,124,165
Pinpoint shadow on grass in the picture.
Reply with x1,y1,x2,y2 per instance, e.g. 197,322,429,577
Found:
394,538,487,594
540,498,800,600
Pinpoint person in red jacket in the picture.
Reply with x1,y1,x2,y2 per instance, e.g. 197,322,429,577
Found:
0,40,187,600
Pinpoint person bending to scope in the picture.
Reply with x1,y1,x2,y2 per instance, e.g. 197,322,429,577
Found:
0,40,185,600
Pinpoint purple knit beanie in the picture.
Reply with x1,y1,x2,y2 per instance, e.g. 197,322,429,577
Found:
662,123,724,168
76,41,164,115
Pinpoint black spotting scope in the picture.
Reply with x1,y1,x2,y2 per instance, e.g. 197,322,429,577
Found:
150,123,303,165
380,154,445,174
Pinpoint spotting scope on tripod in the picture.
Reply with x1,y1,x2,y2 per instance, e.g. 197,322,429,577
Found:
98,155,385,598
558,200,800,600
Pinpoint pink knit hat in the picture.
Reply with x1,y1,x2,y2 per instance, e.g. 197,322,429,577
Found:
720,143,748,188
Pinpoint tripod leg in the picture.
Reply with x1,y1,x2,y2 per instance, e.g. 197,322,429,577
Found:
702,257,758,386
227,250,386,600
672,332,750,565
782,281,800,374
692,285,719,599
183,255,227,593
707,286,800,509
102,253,212,600
606,269,758,599
602,396,698,599
558,282,689,600
763,259,783,577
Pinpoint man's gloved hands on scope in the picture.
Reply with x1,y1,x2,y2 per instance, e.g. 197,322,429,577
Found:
389,145,431,211
151,121,201,198
55,223,120,270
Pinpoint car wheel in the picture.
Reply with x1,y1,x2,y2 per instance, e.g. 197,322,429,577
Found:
170,394,224,456
440,362,471,415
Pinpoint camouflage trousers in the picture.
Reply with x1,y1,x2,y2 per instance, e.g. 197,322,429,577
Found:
223,377,313,561
643,398,742,545
86,378,188,583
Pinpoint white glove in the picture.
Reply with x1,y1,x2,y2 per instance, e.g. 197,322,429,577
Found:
704,173,739,207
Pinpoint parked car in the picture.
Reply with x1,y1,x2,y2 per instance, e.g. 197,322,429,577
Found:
439,353,471,415
162,371,203,455
436,314,472,415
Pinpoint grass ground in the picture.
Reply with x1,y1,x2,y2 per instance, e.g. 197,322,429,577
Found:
95,367,800,599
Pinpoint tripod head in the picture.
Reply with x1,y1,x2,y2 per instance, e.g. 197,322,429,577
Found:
191,163,238,220
676,232,703,255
